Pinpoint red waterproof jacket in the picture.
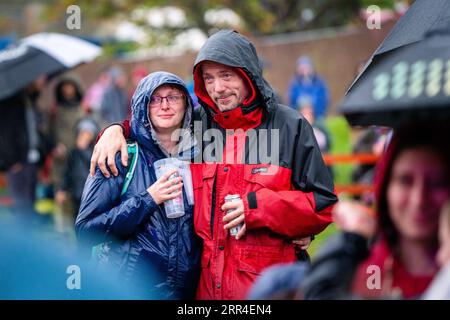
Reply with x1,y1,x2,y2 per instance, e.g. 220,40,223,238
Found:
190,30,337,300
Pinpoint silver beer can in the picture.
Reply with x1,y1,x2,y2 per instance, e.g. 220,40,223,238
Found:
224,194,242,237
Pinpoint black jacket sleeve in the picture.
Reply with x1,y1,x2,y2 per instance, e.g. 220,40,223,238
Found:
300,232,370,300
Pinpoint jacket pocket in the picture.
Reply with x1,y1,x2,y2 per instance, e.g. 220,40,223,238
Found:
243,164,291,193
191,163,217,190
236,244,291,275
233,244,294,296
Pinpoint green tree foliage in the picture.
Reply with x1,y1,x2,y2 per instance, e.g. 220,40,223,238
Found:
40,0,402,37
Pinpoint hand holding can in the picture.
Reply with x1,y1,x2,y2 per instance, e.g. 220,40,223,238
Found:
224,194,244,237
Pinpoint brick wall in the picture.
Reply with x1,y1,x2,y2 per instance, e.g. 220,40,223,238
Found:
39,22,395,117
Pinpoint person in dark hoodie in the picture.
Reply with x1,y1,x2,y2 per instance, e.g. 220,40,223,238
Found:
50,77,86,234
56,117,99,221
89,30,337,300
75,72,201,299
0,75,49,216
300,122,450,300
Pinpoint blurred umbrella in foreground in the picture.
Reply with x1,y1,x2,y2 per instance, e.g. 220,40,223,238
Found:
0,33,101,100
348,0,450,94
340,27,450,127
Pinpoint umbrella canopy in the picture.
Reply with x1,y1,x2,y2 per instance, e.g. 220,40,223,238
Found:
348,0,450,94
0,33,101,100
340,27,450,127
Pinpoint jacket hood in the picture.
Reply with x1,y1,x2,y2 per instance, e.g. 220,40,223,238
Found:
129,71,197,160
193,30,278,118
55,78,83,106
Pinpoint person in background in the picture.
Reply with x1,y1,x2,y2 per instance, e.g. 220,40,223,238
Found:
82,67,110,125
100,66,128,125
0,75,49,217
288,55,329,121
127,65,148,118
49,77,86,234
351,126,392,205
300,122,450,299
55,117,99,222
297,95,330,153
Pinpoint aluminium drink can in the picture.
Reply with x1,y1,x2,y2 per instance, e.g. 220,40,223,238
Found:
224,194,242,237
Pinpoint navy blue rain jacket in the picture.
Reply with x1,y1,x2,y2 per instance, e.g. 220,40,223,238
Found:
75,72,201,299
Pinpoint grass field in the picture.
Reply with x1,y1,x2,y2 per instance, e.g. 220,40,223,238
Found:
308,223,338,258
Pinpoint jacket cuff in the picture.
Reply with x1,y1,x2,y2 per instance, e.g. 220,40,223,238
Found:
243,192,258,230
96,122,126,143
140,190,158,212
247,192,257,209
121,119,131,138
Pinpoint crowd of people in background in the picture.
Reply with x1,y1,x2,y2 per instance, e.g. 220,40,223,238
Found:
1,51,342,242
0,64,149,237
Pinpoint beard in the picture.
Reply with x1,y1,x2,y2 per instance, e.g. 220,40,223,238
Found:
214,95,240,112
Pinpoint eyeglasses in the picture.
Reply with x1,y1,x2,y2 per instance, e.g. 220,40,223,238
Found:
149,94,184,106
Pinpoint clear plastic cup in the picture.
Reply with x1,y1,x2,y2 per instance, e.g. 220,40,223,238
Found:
177,160,194,205
154,158,189,218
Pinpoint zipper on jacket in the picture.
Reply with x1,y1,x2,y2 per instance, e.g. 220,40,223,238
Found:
210,175,217,238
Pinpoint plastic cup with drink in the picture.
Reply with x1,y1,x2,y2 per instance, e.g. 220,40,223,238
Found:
154,158,194,218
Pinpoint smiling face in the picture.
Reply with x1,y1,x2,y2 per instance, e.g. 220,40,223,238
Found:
148,84,186,133
201,61,250,112
387,147,450,244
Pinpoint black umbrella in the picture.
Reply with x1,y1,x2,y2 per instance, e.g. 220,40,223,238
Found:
347,0,450,94
0,33,101,100
340,27,450,127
